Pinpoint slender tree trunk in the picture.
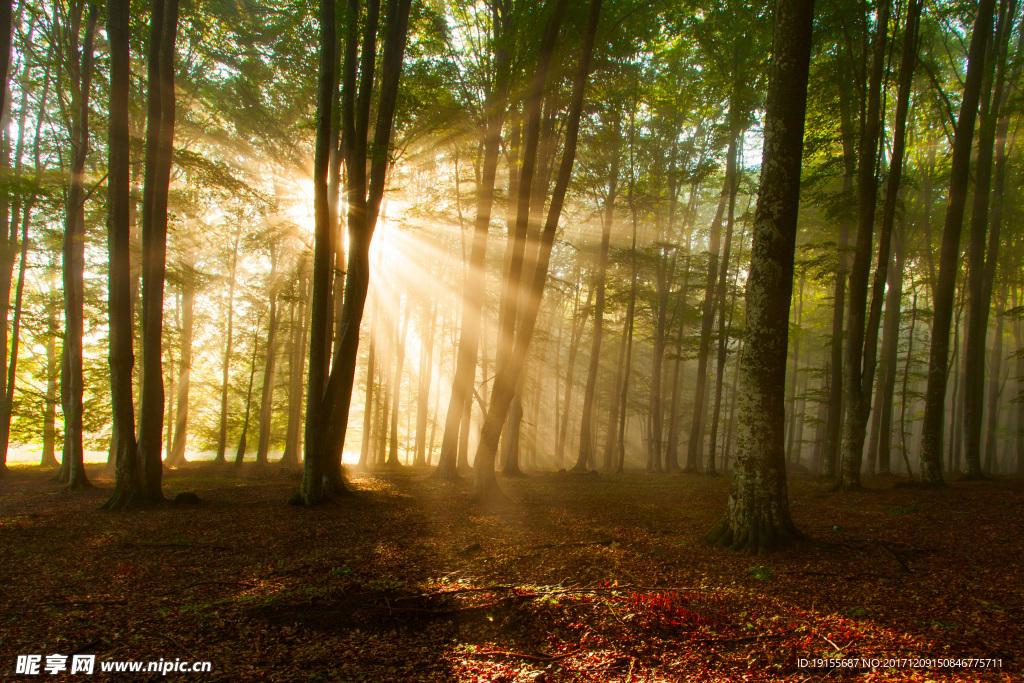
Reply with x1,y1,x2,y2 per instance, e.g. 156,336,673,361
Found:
823,86,858,479
575,117,620,471
473,0,600,503
299,0,413,504
983,283,1005,473
386,302,411,467
415,301,436,466
686,177,729,472
167,274,195,467
706,0,813,552
59,3,98,490
435,6,510,479
234,327,260,465
867,215,907,474
559,282,591,467
838,0,891,490
216,228,242,464
282,272,311,468
899,280,918,476
41,297,59,468
785,275,805,462
919,0,997,485
962,0,1017,479
256,294,280,469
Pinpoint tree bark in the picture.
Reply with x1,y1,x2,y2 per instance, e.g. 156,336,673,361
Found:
838,0,891,490
706,0,813,552
436,4,512,480
138,0,179,500
919,0,997,485
575,115,620,471
473,0,600,502
215,227,242,464
962,0,1016,479
60,2,98,490
167,271,195,467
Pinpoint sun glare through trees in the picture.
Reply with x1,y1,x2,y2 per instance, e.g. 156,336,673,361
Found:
0,0,1022,678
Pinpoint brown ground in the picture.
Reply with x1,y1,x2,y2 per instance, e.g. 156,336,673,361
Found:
0,464,1020,681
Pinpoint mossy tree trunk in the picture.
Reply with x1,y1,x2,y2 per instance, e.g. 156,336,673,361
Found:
706,0,814,553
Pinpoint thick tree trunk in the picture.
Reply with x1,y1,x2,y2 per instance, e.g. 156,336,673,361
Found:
137,0,179,501
102,0,145,509
706,0,813,552
919,0,997,485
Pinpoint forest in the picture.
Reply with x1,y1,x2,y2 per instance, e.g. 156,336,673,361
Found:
0,0,1022,678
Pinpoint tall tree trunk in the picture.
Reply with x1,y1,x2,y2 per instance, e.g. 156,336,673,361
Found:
866,214,907,475
234,326,260,465
919,0,997,485
415,301,436,466
558,281,591,467
298,0,413,505
708,130,744,476
138,0,179,501
101,0,143,508
838,0,891,490
686,176,730,472
60,2,98,490
785,274,805,463
41,296,59,468
386,302,411,467
575,116,620,471
473,0,600,503
706,0,813,552
215,227,242,464
983,283,1005,473
823,85,858,479
435,5,511,479
167,273,195,467
256,293,280,469
898,279,918,476
962,0,1016,479
282,271,311,468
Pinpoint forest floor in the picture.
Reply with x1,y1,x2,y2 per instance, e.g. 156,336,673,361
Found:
0,464,1021,682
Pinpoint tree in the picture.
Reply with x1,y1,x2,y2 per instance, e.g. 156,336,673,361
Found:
918,0,997,485
296,0,413,505
706,0,814,552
